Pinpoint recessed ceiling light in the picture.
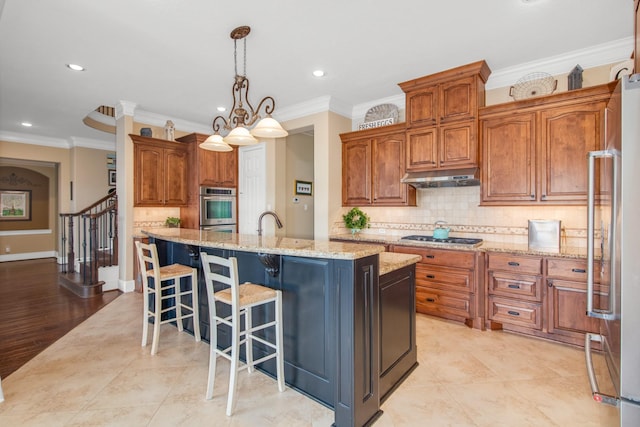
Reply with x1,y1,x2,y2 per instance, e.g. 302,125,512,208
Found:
217,106,226,112
312,70,326,78
66,63,85,71
21,122,33,127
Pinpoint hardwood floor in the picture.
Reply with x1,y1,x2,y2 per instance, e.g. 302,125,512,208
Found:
0,258,121,379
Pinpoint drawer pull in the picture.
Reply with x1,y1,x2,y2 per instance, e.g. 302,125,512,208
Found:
426,274,435,279
426,298,436,303
508,261,520,267
507,284,521,289
507,310,520,316
572,268,586,274
425,255,435,259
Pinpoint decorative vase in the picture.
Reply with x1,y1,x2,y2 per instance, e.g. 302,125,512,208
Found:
351,228,361,235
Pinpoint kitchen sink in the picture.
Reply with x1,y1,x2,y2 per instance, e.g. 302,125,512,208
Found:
400,235,483,247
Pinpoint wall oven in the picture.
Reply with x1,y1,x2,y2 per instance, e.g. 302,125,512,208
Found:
200,186,237,228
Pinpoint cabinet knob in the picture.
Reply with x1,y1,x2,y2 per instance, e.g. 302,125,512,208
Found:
426,274,436,279
530,194,535,199
548,281,554,287
541,194,547,200
426,297,436,303
425,255,435,259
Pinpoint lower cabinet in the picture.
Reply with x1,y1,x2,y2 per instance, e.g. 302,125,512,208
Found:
379,264,417,401
487,252,609,348
391,245,484,329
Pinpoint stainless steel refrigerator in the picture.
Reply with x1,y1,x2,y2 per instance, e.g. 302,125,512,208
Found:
585,74,640,426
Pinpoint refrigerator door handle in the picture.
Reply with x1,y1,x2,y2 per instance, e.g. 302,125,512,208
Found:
586,150,618,320
585,333,620,407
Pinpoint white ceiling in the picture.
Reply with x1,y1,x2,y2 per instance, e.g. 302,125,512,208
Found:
0,0,634,149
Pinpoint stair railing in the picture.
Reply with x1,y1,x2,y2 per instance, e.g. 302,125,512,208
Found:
59,193,118,287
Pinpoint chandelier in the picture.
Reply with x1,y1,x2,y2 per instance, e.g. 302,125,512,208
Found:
200,26,288,152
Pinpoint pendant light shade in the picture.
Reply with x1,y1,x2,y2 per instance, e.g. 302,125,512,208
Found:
224,126,258,146
199,133,233,152
251,116,289,138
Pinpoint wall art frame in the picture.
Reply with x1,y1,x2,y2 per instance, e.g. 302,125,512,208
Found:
108,170,116,186
295,180,312,196
0,189,31,221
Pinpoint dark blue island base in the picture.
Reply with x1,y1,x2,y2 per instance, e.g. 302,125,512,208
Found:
151,237,417,427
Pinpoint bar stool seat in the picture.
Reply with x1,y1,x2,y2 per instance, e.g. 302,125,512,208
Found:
200,252,285,416
136,241,201,355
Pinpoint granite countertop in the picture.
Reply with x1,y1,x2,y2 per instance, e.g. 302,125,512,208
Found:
142,228,386,260
379,252,422,275
331,233,591,259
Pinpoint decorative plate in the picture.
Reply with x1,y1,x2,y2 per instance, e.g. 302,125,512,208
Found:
364,103,399,123
509,72,558,100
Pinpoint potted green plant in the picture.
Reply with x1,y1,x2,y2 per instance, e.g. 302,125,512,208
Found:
165,217,181,228
342,207,370,235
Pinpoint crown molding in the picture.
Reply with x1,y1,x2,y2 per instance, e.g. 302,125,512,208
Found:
115,100,137,119
0,130,72,148
485,37,634,90
133,109,212,135
70,136,116,151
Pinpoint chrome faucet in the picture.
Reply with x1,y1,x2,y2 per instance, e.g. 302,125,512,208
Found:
257,211,283,236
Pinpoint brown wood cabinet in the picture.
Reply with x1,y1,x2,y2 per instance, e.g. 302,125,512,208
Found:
173,133,238,229
479,83,616,205
391,245,484,329
546,257,609,347
486,253,544,331
131,135,189,207
399,61,491,172
486,252,609,348
175,133,237,187
340,123,416,207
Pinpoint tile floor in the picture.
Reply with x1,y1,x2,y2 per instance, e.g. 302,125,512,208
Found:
0,292,618,426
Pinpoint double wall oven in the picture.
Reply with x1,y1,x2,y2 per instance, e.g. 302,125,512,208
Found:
199,186,237,233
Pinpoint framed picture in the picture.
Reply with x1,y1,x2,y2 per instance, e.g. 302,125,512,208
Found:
0,189,31,221
295,180,312,196
108,170,116,186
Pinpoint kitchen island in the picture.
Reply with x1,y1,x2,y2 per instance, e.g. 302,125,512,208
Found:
142,228,420,427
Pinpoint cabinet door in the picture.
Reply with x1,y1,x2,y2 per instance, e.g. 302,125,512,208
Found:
372,132,407,205
216,150,238,187
481,113,536,204
407,86,437,127
439,76,476,124
134,145,164,206
439,120,476,168
540,102,604,202
164,147,189,206
547,279,608,338
342,138,372,206
406,127,437,171
198,149,219,186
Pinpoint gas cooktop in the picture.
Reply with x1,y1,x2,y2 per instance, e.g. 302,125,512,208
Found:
400,235,483,246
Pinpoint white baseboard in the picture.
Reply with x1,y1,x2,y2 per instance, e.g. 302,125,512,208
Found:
119,278,135,293
0,251,57,262
99,265,119,291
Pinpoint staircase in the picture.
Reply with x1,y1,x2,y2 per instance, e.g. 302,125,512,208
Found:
59,192,118,298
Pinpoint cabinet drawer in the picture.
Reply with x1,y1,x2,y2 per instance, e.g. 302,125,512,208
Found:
393,246,475,269
546,258,607,283
488,296,542,330
488,271,542,302
488,253,542,275
415,264,473,293
416,287,471,320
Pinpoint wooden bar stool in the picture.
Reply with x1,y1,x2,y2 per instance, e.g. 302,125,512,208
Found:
135,241,201,355
200,252,285,416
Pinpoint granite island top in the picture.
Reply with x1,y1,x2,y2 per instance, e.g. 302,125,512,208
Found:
331,233,591,259
142,228,387,260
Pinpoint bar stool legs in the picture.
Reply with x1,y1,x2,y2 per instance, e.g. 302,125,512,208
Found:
136,241,200,355
201,252,285,416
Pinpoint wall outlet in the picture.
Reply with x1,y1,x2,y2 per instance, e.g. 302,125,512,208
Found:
5,246,10,253
378,228,386,234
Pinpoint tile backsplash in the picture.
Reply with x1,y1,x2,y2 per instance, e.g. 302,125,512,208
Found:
333,186,587,248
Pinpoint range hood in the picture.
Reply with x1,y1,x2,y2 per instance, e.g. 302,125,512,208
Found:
401,167,480,188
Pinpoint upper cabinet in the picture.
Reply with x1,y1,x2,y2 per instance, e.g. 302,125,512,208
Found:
341,123,416,207
131,135,189,207
399,61,491,172
175,133,238,188
479,83,616,205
